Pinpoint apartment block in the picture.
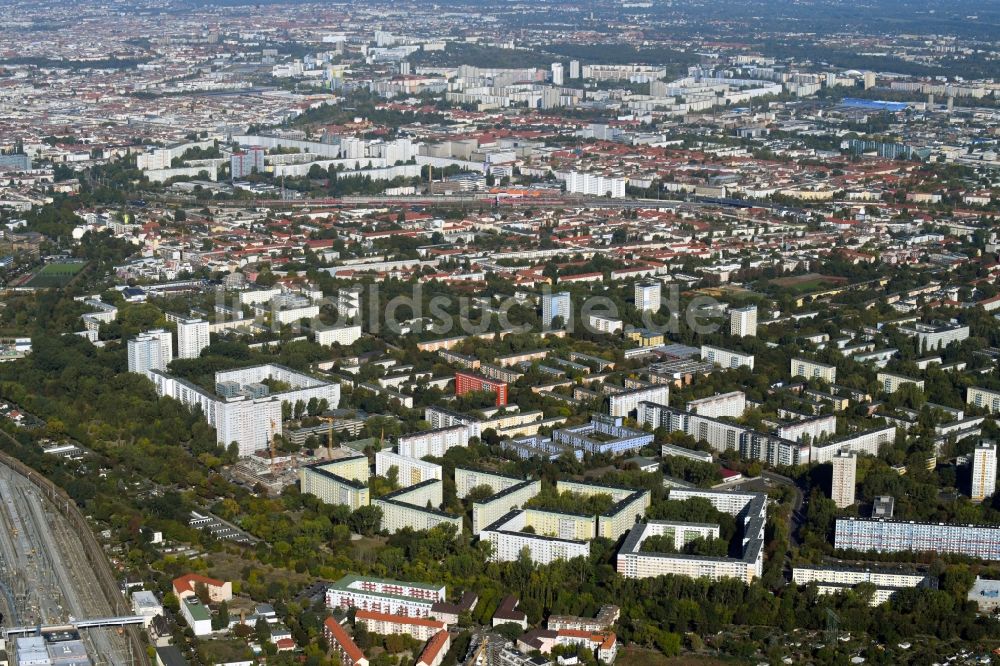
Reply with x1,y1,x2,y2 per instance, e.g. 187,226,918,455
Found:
456,468,527,499
830,450,857,508
811,426,896,463
609,384,668,418
374,480,462,534
661,443,713,464
424,406,482,437
776,414,836,444
326,574,446,617
481,510,591,565
541,292,571,329
551,415,654,456
316,324,363,347
455,371,508,407
701,345,754,370
149,370,285,457
176,318,209,360
587,314,623,335
967,386,1000,414
299,456,371,510
639,402,808,467
375,451,443,486
790,358,836,383
617,489,766,584
877,372,924,395
397,425,472,459
324,618,367,666
470,479,541,535
634,281,661,313
561,171,626,198
686,391,746,419
729,305,757,338
128,329,173,374
834,518,1000,561
355,610,447,641
897,321,969,352
792,566,936,606
971,441,997,502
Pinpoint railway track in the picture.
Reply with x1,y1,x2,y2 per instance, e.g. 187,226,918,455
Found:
0,448,149,666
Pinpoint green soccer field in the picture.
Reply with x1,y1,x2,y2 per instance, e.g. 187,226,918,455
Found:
23,261,86,288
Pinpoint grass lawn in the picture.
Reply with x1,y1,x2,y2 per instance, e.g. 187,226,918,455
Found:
23,261,86,288
617,647,738,666
764,273,848,296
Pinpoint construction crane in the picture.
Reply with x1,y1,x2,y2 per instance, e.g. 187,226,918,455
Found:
269,420,280,471
321,416,336,459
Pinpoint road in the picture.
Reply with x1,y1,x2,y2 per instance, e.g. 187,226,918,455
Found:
0,465,132,665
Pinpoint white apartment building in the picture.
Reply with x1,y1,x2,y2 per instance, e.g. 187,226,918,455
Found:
811,426,896,464
729,305,757,338
561,171,626,199
471,479,541,534
137,139,215,171
375,451,442,486
176,318,209,359
377,497,462,534
877,372,924,395
215,398,283,457
551,63,564,86
790,358,836,382
617,489,766,584
639,402,808,467
967,386,1000,414
971,441,997,502
481,510,591,565
338,287,363,319
587,314,623,334
150,364,338,457
239,287,282,307
701,345,754,370
299,457,371,510
541,292,571,329
661,443,713,464
397,425,471,459
326,574,445,617
374,480,462,534
792,566,935,606
265,296,320,325
686,391,746,419
831,450,857,508
455,468,526,499
776,415,837,444
128,329,173,375
835,518,1000,561
315,324,363,347
897,322,969,352
609,385,669,418
424,406,482,437
215,364,340,409
556,480,651,540
634,281,661,313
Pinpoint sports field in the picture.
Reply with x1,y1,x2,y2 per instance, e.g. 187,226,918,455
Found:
23,261,86,288
765,273,848,295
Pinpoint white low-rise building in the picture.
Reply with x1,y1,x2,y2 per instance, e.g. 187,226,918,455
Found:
315,324,363,347
375,451,443,485
701,345,754,370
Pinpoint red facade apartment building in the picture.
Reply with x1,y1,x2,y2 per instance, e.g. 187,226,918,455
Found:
454,371,508,406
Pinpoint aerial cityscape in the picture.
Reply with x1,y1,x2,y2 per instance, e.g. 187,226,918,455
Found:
1,0,1000,664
